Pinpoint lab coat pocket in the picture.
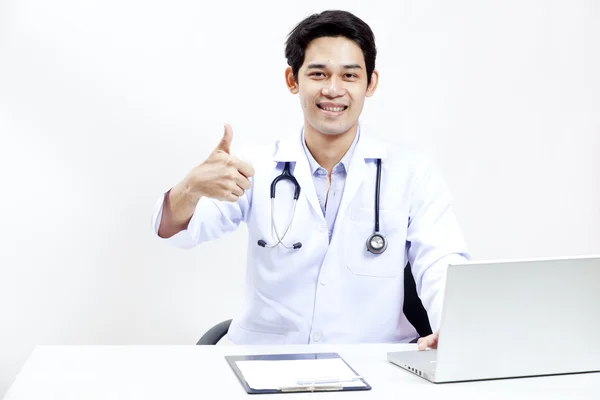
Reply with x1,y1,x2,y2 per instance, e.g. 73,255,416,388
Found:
344,207,407,278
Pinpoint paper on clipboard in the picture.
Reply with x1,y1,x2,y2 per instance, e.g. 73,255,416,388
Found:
235,358,368,390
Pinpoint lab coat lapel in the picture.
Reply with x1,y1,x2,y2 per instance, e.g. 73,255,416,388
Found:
336,129,389,231
273,134,325,222
293,150,324,222
336,140,367,227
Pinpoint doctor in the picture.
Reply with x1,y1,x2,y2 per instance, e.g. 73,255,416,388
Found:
152,10,469,349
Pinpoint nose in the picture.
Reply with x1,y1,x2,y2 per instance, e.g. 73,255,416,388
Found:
321,76,346,98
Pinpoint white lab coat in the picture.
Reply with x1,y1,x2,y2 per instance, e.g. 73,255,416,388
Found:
151,125,470,344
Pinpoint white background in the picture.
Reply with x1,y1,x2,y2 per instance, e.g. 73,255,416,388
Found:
1,0,599,396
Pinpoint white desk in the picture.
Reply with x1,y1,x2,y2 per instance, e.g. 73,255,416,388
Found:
4,343,599,399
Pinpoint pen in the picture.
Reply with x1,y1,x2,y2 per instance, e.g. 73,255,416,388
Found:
296,375,364,386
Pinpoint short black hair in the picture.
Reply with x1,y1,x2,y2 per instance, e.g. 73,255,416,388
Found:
285,10,377,86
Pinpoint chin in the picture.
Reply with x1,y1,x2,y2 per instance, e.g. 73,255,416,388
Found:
311,120,356,136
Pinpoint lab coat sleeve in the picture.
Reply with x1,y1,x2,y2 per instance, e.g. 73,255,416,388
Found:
150,147,254,249
150,190,250,249
406,157,470,333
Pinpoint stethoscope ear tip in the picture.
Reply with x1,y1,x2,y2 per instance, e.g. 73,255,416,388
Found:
257,240,267,247
293,243,302,249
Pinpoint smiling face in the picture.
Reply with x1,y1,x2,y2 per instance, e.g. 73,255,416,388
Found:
286,36,378,137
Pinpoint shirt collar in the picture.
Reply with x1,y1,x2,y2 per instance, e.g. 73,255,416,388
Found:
273,121,388,162
301,125,361,175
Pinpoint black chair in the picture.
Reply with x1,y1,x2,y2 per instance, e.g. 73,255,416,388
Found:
196,262,432,345
196,318,233,345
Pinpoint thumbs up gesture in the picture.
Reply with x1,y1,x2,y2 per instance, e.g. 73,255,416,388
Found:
184,124,255,202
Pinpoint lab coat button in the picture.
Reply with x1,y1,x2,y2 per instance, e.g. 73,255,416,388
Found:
312,332,322,342
319,280,326,286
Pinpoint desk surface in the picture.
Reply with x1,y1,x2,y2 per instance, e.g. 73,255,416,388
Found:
4,343,599,399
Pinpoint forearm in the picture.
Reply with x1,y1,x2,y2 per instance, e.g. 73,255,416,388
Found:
157,180,202,238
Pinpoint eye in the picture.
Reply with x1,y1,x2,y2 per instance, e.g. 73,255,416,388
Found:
344,73,358,79
310,72,325,78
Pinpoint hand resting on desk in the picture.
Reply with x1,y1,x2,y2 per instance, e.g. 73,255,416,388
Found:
417,331,439,350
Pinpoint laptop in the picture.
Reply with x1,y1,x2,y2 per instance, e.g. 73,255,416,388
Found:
387,255,600,383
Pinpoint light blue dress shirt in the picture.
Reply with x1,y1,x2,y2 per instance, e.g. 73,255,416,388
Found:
301,129,360,243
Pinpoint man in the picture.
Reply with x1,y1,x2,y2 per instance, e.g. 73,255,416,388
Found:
152,10,469,349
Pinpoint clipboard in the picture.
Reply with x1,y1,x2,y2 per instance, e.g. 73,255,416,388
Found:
225,352,372,394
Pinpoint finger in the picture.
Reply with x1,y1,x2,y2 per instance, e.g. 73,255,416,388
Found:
234,173,252,191
231,158,255,178
215,123,233,154
236,183,247,195
417,335,434,351
425,332,440,349
230,183,244,198
430,332,440,349
221,192,239,202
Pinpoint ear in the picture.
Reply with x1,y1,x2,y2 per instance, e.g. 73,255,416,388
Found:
365,69,379,98
285,66,299,94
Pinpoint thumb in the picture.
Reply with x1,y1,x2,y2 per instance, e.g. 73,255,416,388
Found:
215,123,233,153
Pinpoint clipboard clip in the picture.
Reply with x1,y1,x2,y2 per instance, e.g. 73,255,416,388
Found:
279,384,344,392
279,375,365,391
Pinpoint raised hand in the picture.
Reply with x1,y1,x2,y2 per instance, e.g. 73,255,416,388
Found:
183,123,255,202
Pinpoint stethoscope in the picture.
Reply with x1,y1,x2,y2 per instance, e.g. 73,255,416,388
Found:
257,159,387,254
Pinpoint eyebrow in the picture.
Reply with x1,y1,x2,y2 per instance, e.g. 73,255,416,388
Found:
306,63,363,70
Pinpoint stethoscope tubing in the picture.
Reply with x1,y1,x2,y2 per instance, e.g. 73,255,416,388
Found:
258,159,385,253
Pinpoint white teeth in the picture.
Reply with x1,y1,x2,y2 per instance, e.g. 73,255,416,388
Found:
321,106,345,112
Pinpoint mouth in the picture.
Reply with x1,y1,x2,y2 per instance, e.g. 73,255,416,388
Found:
317,102,348,115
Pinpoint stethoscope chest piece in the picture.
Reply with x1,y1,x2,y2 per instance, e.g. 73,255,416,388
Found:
366,232,387,254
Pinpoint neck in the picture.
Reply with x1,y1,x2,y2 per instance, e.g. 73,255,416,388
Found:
303,123,358,173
